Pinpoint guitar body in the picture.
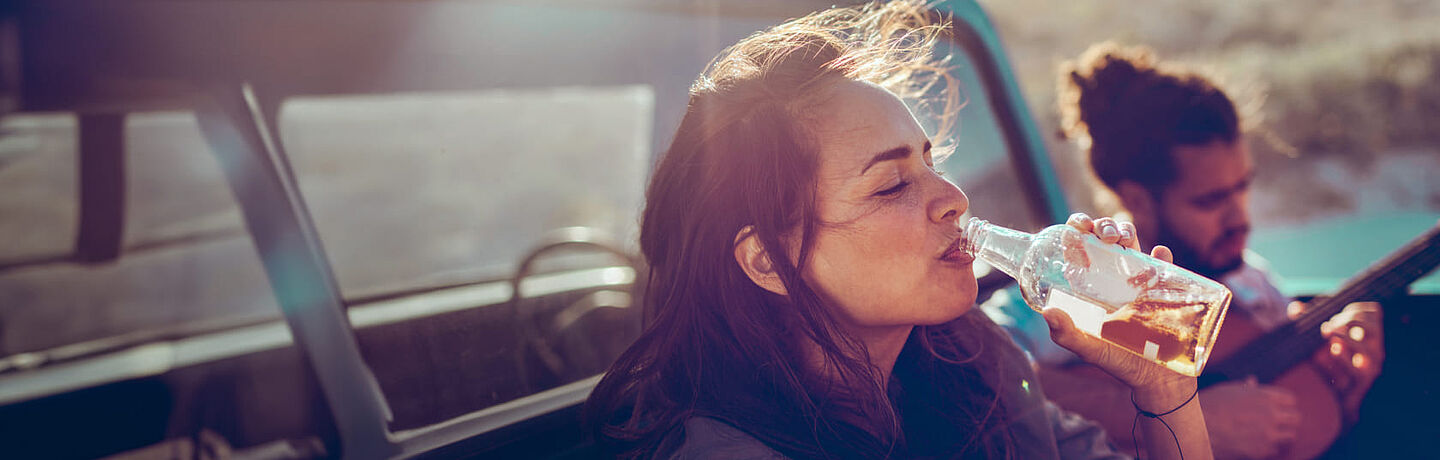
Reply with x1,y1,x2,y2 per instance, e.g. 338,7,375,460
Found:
1207,309,1341,460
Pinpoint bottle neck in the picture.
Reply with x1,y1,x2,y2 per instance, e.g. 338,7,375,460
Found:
962,217,1034,279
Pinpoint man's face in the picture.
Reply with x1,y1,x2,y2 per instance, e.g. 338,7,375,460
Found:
1150,140,1254,279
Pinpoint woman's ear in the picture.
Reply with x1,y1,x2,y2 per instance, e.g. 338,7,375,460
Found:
734,226,788,296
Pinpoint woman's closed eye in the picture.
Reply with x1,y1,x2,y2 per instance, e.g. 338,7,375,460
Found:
875,180,909,196
875,165,946,197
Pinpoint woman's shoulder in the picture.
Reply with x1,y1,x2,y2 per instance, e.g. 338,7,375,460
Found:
656,416,789,460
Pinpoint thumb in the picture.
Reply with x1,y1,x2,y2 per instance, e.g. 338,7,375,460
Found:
1150,245,1174,264
1044,307,1115,369
1043,307,1087,351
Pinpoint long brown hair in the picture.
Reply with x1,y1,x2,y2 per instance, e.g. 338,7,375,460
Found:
585,2,1010,458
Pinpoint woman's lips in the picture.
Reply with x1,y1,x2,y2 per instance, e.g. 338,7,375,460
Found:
940,238,973,264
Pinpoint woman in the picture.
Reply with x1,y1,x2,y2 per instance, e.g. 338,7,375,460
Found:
586,2,1211,458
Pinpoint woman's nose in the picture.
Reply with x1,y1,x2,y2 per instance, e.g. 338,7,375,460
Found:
930,175,969,224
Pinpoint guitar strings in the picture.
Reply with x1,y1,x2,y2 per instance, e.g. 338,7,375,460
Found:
1235,240,1440,381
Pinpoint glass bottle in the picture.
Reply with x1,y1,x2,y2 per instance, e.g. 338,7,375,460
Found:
963,218,1232,376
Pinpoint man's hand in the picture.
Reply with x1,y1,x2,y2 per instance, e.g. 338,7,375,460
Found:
1290,301,1384,420
1201,377,1299,459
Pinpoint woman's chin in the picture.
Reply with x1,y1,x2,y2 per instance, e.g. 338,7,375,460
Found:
920,298,975,325
946,276,979,302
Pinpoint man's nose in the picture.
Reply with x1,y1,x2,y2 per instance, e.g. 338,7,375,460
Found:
1223,191,1251,229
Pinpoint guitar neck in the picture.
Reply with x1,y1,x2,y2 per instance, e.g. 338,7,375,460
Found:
1201,222,1440,387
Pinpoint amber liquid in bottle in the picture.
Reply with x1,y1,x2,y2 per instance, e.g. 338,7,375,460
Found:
963,218,1231,376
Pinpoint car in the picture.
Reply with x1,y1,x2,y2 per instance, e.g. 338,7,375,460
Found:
0,1,1434,458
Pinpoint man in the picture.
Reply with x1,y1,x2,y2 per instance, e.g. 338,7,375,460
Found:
983,42,1384,459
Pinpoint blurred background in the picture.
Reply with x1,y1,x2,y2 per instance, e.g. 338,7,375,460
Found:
983,0,1440,293
0,0,1435,458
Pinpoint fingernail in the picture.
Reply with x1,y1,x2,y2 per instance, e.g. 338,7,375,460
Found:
1102,225,1119,239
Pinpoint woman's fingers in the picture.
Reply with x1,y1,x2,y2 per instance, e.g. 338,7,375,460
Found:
1066,212,1095,233
1118,221,1140,250
1043,306,1171,389
1066,213,1143,249
1093,217,1122,244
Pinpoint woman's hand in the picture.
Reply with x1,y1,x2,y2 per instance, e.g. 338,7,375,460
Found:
1045,213,1195,399
1045,213,1211,460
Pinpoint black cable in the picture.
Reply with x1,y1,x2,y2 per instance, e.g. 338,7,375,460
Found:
1129,386,1198,460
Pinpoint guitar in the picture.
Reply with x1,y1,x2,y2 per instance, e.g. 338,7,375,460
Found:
1197,221,1440,459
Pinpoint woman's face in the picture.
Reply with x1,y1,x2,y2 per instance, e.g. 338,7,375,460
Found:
796,80,976,333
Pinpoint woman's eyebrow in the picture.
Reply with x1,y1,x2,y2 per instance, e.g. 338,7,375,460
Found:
859,145,912,174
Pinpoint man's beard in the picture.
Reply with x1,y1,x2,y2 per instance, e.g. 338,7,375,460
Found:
1151,210,1247,280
